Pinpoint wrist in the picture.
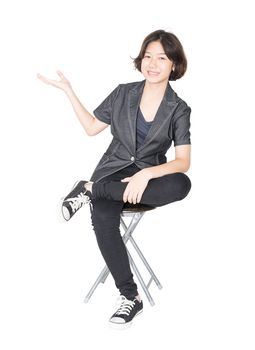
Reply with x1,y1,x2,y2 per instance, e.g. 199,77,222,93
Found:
64,84,74,96
142,167,154,181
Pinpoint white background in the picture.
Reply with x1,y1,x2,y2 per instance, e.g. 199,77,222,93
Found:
0,0,254,348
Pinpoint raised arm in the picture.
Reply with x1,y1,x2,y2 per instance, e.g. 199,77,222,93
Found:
37,70,109,136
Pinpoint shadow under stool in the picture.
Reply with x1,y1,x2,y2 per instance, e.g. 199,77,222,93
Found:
84,202,163,306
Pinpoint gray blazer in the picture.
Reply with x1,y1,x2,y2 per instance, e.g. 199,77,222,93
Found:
89,79,191,183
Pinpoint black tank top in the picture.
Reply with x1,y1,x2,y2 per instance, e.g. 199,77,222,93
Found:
136,107,153,150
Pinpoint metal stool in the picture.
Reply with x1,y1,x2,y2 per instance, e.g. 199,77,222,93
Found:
84,202,163,306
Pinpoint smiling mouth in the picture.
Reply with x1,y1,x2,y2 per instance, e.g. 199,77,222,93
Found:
148,71,160,75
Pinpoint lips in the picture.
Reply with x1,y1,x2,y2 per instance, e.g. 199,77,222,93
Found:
148,71,160,76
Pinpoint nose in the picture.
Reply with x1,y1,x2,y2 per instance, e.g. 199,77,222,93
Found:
148,56,157,68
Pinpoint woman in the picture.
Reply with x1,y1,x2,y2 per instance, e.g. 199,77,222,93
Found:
37,29,192,328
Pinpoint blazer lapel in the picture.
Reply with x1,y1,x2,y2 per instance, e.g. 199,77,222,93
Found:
128,80,178,154
127,80,145,153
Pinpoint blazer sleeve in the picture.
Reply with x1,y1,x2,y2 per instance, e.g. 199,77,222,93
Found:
93,84,121,125
172,102,192,146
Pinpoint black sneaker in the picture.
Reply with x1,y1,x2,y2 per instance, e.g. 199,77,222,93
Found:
109,295,143,328
58,180,92,222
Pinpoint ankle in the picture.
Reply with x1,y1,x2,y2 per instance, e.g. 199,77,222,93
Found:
135,294,142,302
84,181,93,194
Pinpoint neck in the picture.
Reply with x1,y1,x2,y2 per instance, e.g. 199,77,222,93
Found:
143,79,168,96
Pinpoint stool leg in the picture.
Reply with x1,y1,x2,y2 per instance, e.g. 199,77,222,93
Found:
84,265,109,303
84,216,137,303
84,214,140,302
129,236,163,289
100,269,110,283
120,213,145,248
127,249,155,306
120,213,163,305
120,214,142,243
85,211,162,305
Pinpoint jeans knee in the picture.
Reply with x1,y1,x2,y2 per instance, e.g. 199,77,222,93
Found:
183,173,192,194
91,214,120,234
176,173,192,199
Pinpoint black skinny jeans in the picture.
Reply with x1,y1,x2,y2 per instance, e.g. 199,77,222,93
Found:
88,163,191,299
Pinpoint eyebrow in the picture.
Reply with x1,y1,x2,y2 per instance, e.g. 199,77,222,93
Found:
145,51,167,55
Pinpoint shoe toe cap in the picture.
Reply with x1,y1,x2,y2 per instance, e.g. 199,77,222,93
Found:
62,206,71,220
109,317,125,324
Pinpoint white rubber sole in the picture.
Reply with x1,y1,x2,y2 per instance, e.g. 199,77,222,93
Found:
108,309,143,330
56,197,69,223
56,181,80,223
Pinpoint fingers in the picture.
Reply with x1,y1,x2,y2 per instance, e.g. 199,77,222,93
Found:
56,70,65,79
37,73,55,84
37,73,52,84
122,178,144,204
128,194,139,204
123,191,130,203
123,193,127,203
123,190,140,204
136,195,142,203
121,177,130,182
37,72,68,90
37,70,65,84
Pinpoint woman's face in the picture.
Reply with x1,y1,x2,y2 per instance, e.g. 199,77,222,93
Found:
141,40,174,84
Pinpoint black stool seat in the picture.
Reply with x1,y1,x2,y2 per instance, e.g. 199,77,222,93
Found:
122,202,156,213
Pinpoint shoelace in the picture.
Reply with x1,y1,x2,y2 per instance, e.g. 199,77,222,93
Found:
115,295,136,316
66,193,90,213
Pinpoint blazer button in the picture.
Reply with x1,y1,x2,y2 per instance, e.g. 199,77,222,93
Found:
130,156,135,162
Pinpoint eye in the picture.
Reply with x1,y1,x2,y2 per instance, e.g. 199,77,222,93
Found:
159,57,166,60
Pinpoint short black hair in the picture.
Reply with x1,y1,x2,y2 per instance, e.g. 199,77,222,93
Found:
133,29,187,81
